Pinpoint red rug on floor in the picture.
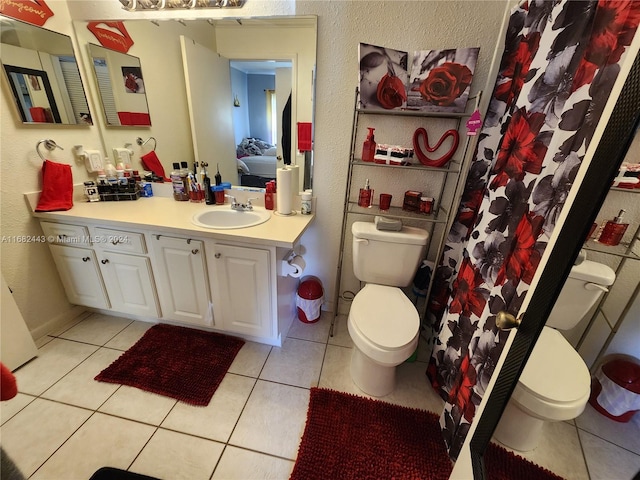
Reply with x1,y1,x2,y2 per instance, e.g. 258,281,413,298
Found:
95,324,244,406
290,388,564,480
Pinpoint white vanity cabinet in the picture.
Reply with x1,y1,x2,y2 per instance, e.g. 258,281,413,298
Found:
207,242,272,339
148,234,211,327
41,222,109,309
90,227,159,318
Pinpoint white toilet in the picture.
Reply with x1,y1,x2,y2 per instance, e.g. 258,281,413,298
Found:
493,259,616,452
347,221,429,397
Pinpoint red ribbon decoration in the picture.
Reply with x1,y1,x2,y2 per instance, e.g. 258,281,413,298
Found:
87,22,134,54
413,127,460,168
0,0,54,27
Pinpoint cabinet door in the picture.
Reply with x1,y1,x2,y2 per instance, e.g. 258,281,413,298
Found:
97,252,159,317
151,236,210,326
48,244,109,309
211,244,271,338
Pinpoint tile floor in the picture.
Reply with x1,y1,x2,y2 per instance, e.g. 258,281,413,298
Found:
1,311,639,480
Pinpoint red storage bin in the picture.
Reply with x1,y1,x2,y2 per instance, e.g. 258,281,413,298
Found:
589,358,640,422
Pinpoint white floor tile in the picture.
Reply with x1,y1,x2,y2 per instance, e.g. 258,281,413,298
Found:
384,360,445,413
1,398,92,477
98,385,177,425
230,380,309,459
0,393,35,425
30,412,155,480
260,337,325,388
493,419,589,480
579,429,640,480
13,338,99,395
212,445,294,480
162,373,255,442
104,320,154,350
327,313,354,348
575,402,640,454
131,428,225,480
228,341,272,378
58,312,132,345
287,310,331,343
41,347,123,409
318,344,362,396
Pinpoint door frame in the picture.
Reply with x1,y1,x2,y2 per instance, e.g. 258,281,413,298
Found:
454,50,640,479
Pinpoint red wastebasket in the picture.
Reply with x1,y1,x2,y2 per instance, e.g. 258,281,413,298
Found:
589,358,640,422
296,276,323,323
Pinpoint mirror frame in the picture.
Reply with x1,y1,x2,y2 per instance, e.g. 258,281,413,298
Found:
3,64,61,123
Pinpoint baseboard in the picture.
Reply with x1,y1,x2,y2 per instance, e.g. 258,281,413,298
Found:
31,305,88,341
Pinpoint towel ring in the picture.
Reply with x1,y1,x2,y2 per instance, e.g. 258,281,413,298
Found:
36,139,63,161
136,136,157,151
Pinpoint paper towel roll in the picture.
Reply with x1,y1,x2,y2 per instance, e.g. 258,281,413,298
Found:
287,255,306,278
277,167,294,215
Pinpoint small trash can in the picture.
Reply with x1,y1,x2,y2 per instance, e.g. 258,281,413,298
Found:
589,358,640,422
296,276,323,323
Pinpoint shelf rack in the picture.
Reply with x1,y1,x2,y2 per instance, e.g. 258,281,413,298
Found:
330,88,482,336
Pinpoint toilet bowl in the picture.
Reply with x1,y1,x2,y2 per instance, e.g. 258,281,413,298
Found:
494,259,615,452
347,222,428,397
348,284,420,396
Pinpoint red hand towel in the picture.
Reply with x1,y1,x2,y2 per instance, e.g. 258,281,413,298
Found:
35,160,73,212
140,151,170,182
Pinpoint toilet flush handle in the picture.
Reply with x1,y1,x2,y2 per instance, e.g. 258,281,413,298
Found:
354,238,369,245
585,283,608,293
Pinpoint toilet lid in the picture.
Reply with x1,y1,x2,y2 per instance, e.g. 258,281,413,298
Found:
350,284,419,350
518,327,590,403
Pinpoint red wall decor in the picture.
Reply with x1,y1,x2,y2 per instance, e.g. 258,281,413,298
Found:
87,22,134,54
0,0,54,27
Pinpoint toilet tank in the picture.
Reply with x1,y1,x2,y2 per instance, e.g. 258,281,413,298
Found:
547,260,616,330
351,221,428,287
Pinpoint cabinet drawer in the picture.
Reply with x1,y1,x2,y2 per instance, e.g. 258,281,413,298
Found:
41,222,90,246
93,228,146,254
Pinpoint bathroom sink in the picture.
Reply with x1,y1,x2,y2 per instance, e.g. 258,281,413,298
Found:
192,207,271,230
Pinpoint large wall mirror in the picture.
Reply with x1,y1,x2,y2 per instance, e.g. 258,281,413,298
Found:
88,43,151,126
73,16,316,190
0,16,92,125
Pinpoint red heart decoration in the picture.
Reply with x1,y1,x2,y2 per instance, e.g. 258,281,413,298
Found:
413,128,460,167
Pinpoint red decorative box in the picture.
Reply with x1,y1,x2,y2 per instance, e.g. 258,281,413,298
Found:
402,191,422,212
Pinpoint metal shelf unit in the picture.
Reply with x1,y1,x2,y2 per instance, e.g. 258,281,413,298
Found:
330,88,482,336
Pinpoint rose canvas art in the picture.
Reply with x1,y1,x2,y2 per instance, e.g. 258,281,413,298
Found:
359,43,408,110
408,47,479,113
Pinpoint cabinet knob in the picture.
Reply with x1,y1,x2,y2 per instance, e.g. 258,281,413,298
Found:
191,249,199,255
82,257,90,262
215,253,221,259
101,259,109,264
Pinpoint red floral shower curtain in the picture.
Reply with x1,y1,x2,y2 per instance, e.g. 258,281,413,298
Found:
426,0,640,460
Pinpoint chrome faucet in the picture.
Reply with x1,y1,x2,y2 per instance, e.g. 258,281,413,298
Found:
226,195,259,211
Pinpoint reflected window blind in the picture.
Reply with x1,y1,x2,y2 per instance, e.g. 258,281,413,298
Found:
59,59,90,123
93,62,120,125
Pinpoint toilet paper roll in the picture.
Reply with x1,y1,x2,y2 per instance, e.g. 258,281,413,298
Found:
289,164,300,194
287,255,306,278
277,167,294,215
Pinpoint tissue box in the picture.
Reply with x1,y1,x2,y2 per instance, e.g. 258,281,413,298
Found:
403,190,422,212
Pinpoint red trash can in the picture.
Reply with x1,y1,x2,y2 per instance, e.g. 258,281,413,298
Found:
296,276,323,323
589,358,640,422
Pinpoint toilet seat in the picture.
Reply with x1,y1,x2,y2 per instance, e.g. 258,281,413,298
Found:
512,327,591,421
348,284,419,365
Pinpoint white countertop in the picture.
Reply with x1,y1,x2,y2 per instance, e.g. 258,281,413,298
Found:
27,194,315,249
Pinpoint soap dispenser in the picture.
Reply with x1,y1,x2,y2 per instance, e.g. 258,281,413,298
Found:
358,179,373,208
362,127,376,162
215,163,222,186
598,209,629,246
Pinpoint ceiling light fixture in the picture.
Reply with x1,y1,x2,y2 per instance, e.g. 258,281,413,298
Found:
118,0,244,11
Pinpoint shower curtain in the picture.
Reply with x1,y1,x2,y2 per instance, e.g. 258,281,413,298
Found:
426,0,640,460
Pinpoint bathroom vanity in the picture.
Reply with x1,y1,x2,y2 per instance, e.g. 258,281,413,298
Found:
27,193,314,346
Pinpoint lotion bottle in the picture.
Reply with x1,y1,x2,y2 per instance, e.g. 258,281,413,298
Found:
362,127,376,162
358,179,373,208
598,209,629,246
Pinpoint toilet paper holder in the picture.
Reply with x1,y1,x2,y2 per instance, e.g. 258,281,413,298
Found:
279,250,306,278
